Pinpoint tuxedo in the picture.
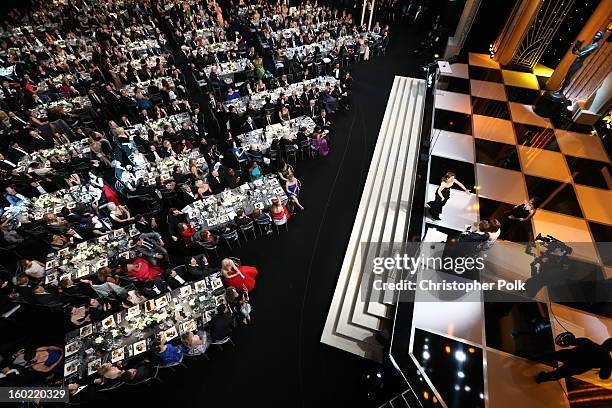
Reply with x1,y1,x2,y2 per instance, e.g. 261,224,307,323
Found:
242,120,257,133
208,174,226,194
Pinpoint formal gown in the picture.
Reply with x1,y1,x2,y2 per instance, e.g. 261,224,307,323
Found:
224,265,259,292
427,186,450,219
130,258,163,282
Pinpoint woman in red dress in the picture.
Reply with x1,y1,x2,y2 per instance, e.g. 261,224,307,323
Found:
270,198,290,223
221,258,258,292
126,257,163,282
179,222,196,245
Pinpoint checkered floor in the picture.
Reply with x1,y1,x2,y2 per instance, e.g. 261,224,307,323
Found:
416,53,612,407
427,52,611,270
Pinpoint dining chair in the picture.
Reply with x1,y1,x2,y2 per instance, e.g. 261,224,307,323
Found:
273,215,289,233
210,336,235,351
221,229,241,250
238,220,256,241
255,217,272,236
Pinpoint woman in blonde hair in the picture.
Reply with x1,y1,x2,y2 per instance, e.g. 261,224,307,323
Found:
221,258,258,292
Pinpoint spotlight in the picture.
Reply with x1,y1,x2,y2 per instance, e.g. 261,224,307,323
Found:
454,385,460,391
422,351,431,360
457,371,465,378
424,344,429,350
434,53,439,58
454,351,467,362
468,347,476,353
445,346,451,354
479,393,485,399
464,386,471,392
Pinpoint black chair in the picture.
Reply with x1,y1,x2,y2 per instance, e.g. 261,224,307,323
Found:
221,229,240,250
299,139,311,159
238,220,256,241
284,144,298,163
199,241,220,259
254,217,272,236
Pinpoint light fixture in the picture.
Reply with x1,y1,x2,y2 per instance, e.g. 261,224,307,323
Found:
464,386,471,392
457,371,465,378
445,346,451,354
422,351,431,360
479,393,485,399
454,350,467,362
454,385,460,391
424,344,429,350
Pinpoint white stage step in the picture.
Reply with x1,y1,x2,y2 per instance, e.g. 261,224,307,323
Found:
321,76,427,362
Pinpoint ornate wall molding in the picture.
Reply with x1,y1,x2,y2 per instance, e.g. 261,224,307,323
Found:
510,0,576,69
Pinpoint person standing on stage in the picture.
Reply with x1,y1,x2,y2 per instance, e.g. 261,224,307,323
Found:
427,172,471,221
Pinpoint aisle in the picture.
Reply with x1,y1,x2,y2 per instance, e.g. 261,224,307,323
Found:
114,22,427,407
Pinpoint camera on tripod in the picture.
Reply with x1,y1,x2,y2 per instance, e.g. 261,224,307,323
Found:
525,233,573,257
525,234,573,277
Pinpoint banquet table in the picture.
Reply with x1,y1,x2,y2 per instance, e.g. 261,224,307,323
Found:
43,224,140,283
237,116,316,151
203,58,250,78
221,75,336,114
122,76,177,96
30,182,104,219
127,150,209,185
63,273,225,382
182,174,288,230
17,138,91,173
125,112,191,139
31,96,92,119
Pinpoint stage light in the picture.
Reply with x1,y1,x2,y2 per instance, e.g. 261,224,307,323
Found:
464,386,471,392
423,344,429,350
445,346,451,354
468,347,476,354
422,351,431,360
434,53,439,58
432,396,438,404
454,385,460,391
457,371,465,378
423,391,429,400
454,351,467,362
479,393,485,399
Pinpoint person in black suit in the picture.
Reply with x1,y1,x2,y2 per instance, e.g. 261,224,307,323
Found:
315,110,332,131
242,116,257,133
185,255,219,279
208,170,226,194
164,267,190,289
26,129,54,150
7,111,30,133
5,141,31,160
0,153,18,171
306,99,320,119
207,303,236,342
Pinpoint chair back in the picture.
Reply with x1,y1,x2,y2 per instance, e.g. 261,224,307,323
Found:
222,229,239,241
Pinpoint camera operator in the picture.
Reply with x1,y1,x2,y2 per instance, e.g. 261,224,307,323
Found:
536,336,612,383
524,234,573,298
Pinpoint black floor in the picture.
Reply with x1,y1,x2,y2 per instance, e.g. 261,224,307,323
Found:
89,22,428,407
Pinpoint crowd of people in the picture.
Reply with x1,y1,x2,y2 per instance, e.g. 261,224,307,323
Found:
0,0,390,399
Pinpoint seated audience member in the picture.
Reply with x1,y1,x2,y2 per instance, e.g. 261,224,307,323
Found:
154,335,184,366
225,286,251,324
207,303,236,342
270,198,290,224
181,331,209,356
252,208,273,235
124,257,163,282
185,256,218,278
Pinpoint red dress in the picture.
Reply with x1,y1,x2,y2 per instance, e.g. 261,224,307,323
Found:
271,206,290,221
224,265,259,292
181,225,196,244
129,258,163,282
